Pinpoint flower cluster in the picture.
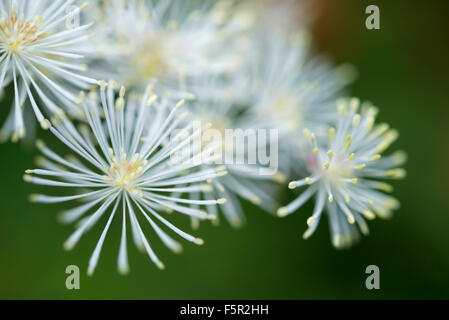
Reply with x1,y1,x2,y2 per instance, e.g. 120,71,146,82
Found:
0,0,406,273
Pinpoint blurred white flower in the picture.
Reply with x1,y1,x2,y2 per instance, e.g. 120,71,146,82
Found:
90,0,252,94
278,98,406,248
24,81,226,275
242,30,356,175
0,0,97,142
249,0,315,32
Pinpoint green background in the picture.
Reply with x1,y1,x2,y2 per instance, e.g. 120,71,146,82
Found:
0,0,448,299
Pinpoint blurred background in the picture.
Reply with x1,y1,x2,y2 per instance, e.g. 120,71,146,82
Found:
0,0,448,299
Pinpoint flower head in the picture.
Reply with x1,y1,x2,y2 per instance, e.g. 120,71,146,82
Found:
278,98,406,248
0,0,97,141
24,81,226,275
91,0,251,92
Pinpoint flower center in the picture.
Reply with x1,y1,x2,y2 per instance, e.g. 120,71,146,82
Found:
321,163,353,186
307,153,353,187
0,12,42,54
107,153,146,192
125,33,168,85
260,91,303,132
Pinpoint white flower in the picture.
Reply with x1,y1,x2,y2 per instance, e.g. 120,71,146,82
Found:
0,0,97,142
90,0,251,92
278,98,406,249
24,81,226,275
243,30,356,175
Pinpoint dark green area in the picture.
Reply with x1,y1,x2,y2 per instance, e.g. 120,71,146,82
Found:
0,0,448,299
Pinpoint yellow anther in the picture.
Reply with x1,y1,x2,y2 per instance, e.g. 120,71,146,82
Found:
251,196,261,205
345,135,352,150
349,97,360,111
386,168,406,179
365,116,375,131
351,178,358,184
273,173,287,184
307,217,315,227
35,139,46,150
40,119,51,130
277,207,288,217
146,94,157,107
356,164,366,170
194,238,204,245
378,182,393,192
377,130,399,153
337,99,346,115
116,97,125,110
375,123,390,136
363,210,376,220
347,214,355,224
328,127,335,140
393,151,407,164
175,99,185,108
119,86,126,97
302,128,310,139
352,114,360,127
